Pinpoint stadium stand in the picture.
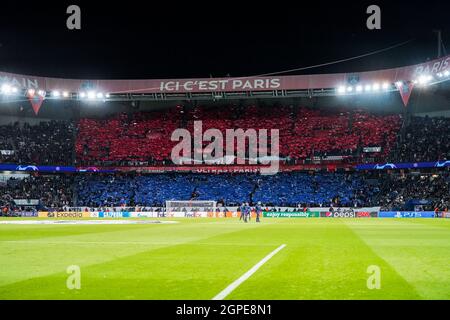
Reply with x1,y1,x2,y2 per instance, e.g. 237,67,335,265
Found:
1,171,448,212
388,116,450,163
376,172,450,211
73,171,441,209
0,106,449,213
2,109,448,167
58,171,450,210
0,121,75,165
251,172,377,207
0,175,73,210
75,105,402,165
76,110,182,165
76,173,258,207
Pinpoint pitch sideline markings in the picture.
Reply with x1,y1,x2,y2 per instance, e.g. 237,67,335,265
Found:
212,244,286,300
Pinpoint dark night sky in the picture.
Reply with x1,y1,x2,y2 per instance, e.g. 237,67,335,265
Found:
0,0,449,79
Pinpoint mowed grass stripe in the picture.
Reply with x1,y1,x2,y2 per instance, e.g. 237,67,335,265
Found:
345,219,450,300
224,219,421,300
0,219,448,299
0,232,276,299
0,220,264,289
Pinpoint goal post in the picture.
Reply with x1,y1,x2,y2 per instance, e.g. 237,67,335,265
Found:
165,200,217,217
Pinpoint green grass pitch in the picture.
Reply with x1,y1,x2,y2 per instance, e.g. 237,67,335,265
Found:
0,218,449,300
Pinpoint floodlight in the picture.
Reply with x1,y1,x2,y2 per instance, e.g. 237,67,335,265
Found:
87,91,96,99
1,84,11,94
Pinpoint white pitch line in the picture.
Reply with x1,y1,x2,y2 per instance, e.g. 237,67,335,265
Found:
212,244,286,300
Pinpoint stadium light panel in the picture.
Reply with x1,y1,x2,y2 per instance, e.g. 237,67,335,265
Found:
417,75,433,86
79,92,86,98
52,91,60,97
62,91,69,98
346,86,353,93
372,83,380,91
337,86,346,94
382,82,389,90
356,85,363,92
96,92,104,99
444,70,450,77
1,84,12,94
365,84,372,92
11,87,18,93
105,93,110,98
87,91,96,100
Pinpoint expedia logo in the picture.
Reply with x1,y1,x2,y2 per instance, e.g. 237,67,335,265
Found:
47,212,83,218
56,212,82,218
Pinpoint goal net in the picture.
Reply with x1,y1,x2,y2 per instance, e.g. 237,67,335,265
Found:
165,200,217,217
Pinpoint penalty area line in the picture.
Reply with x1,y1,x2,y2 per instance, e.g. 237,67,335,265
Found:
212,244,286,300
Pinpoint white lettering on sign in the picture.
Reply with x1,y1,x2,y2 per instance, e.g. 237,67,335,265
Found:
414,57,450,76
0,75,39,89
158,78,281,92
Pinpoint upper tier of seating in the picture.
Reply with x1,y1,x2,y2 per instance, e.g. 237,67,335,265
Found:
387,116,450,163
0,106,449,166
0,121,75,165
75,105,402,165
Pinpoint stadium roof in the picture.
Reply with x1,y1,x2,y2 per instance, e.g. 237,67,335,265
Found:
0,1,449,79
0,54,448,94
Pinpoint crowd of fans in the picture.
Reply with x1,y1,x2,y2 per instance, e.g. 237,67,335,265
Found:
75,105,402,166
73,172,406,208
0,110,448,166
0,107,449,214
388,116,450,163
0,175,73,212
377,172,450,211
0,170,448,212
0,121,75,165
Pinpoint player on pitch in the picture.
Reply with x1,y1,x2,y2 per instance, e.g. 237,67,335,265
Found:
255,202,262,223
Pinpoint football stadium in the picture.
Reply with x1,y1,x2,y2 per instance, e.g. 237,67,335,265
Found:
0,2,449,304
